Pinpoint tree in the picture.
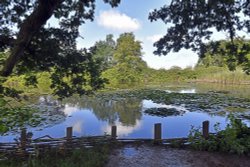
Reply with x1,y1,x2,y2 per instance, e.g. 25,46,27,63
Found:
103,33,147,88
0,0,121,97
197,39,250,70
149,0,250,73
92,34,116,71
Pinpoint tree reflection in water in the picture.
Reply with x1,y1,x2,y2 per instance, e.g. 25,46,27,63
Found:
62,96,142,126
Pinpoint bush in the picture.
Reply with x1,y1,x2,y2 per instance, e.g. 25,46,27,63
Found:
188,115,250,155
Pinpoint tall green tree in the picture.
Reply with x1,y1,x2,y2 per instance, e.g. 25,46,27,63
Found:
103,33,147,88
0,0,121,97
149,0,250,73
92,34,116,71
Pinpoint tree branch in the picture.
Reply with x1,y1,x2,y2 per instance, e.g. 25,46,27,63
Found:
1,0,62,77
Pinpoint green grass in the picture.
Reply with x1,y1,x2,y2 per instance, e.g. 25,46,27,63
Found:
0,144,111,167
195,67,250,85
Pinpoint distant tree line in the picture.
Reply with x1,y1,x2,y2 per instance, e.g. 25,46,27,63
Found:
197,38,250,74
1,0,250,97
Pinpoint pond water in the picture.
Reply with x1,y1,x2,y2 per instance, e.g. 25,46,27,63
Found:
1,84,250,142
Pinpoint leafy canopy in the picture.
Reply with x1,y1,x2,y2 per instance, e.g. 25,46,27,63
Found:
149,0,250,73
198,38,250,71
92,34,116,71
0,0,121,98
103,33,147,88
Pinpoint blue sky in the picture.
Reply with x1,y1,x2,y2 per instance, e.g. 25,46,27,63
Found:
75,0,200,69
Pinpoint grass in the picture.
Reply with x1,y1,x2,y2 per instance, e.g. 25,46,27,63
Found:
0,144,111,167
196,68,250,85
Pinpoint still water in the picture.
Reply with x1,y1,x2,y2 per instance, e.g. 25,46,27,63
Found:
1,84,250,142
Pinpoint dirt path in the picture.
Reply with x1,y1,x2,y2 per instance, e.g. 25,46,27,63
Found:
106,145,250,167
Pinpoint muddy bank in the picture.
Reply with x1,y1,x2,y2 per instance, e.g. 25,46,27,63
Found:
106,145,250,167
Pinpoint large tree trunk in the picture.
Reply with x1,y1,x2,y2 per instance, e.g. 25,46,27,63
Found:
1,0,62,77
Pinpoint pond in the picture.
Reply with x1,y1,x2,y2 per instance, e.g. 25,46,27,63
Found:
1,83,250,142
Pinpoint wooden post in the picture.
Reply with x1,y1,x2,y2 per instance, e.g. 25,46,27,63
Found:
66,127,73,141
20,128,27,150
154,123,162,143
202,121,209,139
111,126,117,139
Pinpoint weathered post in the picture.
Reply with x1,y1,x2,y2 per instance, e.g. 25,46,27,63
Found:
66,127,73,141
154,123,162,144
111,125,117,139
20,128,27,150
202,121,209,139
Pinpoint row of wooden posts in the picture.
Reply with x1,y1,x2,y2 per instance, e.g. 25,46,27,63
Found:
19,120,210,149
66,120,210,141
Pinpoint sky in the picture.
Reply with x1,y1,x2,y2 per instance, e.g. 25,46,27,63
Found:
70,0,249,70
76,0,199,69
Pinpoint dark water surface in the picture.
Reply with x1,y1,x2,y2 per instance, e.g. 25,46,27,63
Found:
1,84,250,142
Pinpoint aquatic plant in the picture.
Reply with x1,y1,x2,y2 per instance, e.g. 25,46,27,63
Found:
188,115,250,155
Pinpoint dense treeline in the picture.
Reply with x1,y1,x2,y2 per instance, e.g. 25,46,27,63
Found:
1,33,250,94
197,38,250,73
1,0,250,98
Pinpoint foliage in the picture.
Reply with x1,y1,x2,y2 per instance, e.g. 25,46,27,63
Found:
195,67,250,85
149,0,250,74
36,72,52,94
103,33,147,88
142,67,197,85
0,144,111,167
0,94,67,135
0,0,121,98
0,48,106,98
188,115,250,155
92,34,116,71
243,54,250,75
0,104,40,134
197,39,250,71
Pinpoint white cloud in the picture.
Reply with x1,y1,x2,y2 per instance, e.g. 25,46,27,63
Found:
97,10,141,31
146,34,163,43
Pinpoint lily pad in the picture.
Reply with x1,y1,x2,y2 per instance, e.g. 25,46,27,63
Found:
144,107,185,117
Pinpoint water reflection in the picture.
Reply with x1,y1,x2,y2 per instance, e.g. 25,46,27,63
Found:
142,100,188,112
92,98,142,126
63,104,79,116
102,120,142,137
65,98,143,126
57,97,143,137
165,88,196,94
179,88,196,94
1,84,250,142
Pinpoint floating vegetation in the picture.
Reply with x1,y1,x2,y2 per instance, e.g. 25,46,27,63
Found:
225,106,248,112
0,97,66,135
0,106,40,134
93,89,250,119
144,107,185,117
1,88,250,136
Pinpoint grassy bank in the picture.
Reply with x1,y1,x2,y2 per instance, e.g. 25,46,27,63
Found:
0,144,111,167
2,67,250,97
193,67,250,85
